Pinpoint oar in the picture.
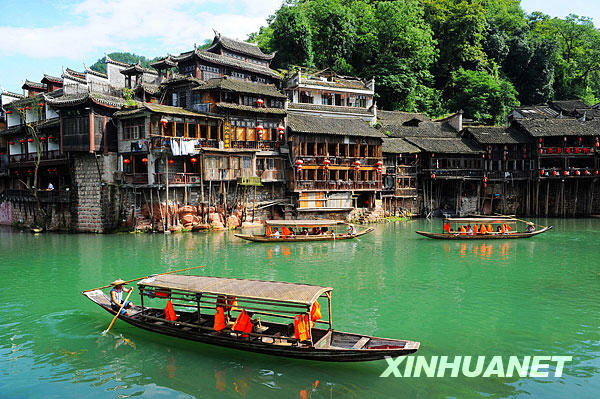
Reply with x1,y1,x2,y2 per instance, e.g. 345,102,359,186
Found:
83,265,206,293
102,289,133,336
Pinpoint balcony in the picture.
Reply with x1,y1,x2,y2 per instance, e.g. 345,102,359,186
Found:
424,169,483,179
538,168,598,178
394,187,418,197
294,180,381,192
124,173,149,184
154,173,202,185
259,169,285,182
298,156,382,167
539,146,596,156
150,136,219,152
5,189,71,203
485,170,532,180
9,150,65,164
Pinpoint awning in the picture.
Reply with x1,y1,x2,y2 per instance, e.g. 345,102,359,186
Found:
265,219,346,226
138,275,332,305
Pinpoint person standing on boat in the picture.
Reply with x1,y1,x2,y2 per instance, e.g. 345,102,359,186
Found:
271,228,281,238
110,279,133,315
347,224,357,236
525,223,535,233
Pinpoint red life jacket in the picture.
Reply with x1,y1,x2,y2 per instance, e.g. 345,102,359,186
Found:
232,309,253,337
214,306,226,331
294,314,310,342
165,300,177,321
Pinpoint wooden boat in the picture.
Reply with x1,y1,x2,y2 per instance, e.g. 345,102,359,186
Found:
416,217,552,240
235,220,374,243
83,274,419,362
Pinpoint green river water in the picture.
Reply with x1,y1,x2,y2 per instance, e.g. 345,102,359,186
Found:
0,219,598,398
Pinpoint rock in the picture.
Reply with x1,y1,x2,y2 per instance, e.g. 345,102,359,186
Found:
169,225,183,233
211,220,225,230
241,221,264,229
226,215,241,229
179,205,197,216
209,212,220,223
181,214,195,225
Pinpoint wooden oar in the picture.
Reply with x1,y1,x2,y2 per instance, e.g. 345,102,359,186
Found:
83,265,206,293
102,289,133,336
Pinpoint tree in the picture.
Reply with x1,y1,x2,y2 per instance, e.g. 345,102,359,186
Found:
89,52,155,74
448,68,519,125
268,5,313,69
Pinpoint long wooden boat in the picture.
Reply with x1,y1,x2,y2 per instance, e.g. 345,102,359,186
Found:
235,220,374,243
83,275,419,362
416,217,552,240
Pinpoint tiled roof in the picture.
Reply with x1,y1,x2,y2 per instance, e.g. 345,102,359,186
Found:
298,77,369,90
3,93,45,109
44,92,124,109
287,113,381,138
404,137,483,154
85,66,108,79
214,102,286,115
22,80,47,91
382,137,421,154
288,102,372,115
378,110,430,124
514,118,600,137
510,106,560,119
120,62,158,75
136,83,160,95
63,68,87,84
37,117,60,129
382,120,458,139
1,90,25,99
549,100,589,115
105,54,129,67
207,33,274,60
0,124,25,136
159,73,204,87
41,74,63,85
193,77,286,98
113,102,221,119
150,55,177,68
463,126,531,144
174,49,280,79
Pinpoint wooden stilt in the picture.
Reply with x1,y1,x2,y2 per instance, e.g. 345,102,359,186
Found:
535,180,540,216
573,179,579,217
544,180,550,217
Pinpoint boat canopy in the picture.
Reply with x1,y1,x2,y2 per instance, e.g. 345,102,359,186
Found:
444,217,519,224
265,220,346,226
138,275,332,306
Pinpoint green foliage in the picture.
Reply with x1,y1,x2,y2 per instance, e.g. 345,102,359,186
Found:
448,68,519,125
270,5,313,68
89,52,157,74
122,88,136,107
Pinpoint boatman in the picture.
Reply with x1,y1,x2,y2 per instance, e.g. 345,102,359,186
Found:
525,223,535,233
110,279,133,315
347,224,357,236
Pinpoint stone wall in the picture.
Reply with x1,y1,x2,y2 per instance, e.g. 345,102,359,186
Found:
0,200,72,230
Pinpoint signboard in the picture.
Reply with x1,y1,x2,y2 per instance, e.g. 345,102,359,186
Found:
223,121,231,149
239,176,262,186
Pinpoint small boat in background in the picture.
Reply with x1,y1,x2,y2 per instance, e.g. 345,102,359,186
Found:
416,216,552,240
235,220,373,243
83,274,419,362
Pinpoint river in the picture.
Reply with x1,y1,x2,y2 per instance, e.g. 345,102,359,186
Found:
1,219,598,398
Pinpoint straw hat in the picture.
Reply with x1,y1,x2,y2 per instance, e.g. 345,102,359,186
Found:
111,279,128,286
527,222,534,226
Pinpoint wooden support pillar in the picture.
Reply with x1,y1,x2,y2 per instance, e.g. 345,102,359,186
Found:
535,180,540,216
573,180,579,217
544,180,550,217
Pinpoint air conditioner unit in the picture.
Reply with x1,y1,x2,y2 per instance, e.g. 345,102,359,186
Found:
189,176,201,184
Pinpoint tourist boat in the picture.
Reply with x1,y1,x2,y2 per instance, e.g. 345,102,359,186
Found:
416,217,552,240
83,274,419,362
234,220,374,242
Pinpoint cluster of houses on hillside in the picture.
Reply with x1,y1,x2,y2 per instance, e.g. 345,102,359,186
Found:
2,32,600,232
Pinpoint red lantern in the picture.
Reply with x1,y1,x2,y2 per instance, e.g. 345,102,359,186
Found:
296,160,303,165
377,167,382,173
563,170,568,176
27,169,32,174
6,110,11,114
539,149,543,154
376,161,383,167
256,125,263,132
596,171,599,175
123,158,131,165
40,137,46,141
431,174,436,179
553,171,558,176
583,147,590,154
482,154,486,158
278,126,284,133
538,138,542,143
19,139,25,143
540,170,545,176
556,147,562,154
190,157,197,164
483,176,488,183
575,148,580,154
585,170,590,175
431,153,435,158
566,147,571,154
257,99,264,107
160,117,168,128
48,135,55,140
27,138,33,142
168,159,174,165
354,161,361,166
38,103,44,107
579,137,583,143
25,106,31,110
547,148,553,154
8,141,15,145
576,170,581,176
17,108,23,112
141,157,148,164
14,170,19,175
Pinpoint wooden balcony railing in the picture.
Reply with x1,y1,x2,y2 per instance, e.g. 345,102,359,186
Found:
259,169,285,182
294,180,381,191
539,146,596,156
297,156,382,167
124,173,149,184
154,173,202,185
9,150,64,163
424,168,483,178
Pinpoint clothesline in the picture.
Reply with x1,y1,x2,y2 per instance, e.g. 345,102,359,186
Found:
170,137,199,156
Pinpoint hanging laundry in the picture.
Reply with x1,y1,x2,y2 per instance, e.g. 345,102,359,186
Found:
171,139,180,156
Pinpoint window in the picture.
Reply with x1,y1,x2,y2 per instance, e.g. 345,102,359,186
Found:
242,156,251,169
180,63,196,77
172,93,178,107
219,157,229,169
179,92,187,108
299,91,313,104
123,118,145,140
355,95,367,108
231,71,245,80
269,99,283,108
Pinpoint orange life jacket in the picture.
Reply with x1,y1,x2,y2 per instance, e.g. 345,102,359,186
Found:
501,224,506,234
473,224,479,234
214,306,226,331
480,224,487,234
294,314,310,342
282,227,292,237
311,301,322,322
487,224,493,233
266,226,272,236
232,309,253,337
443,222,451,233
460,226,466,235
225,296,238,312
165,300,177,321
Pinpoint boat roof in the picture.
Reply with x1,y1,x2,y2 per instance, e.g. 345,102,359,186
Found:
444,217,519,223
138,275,332,306
266,219,346,226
